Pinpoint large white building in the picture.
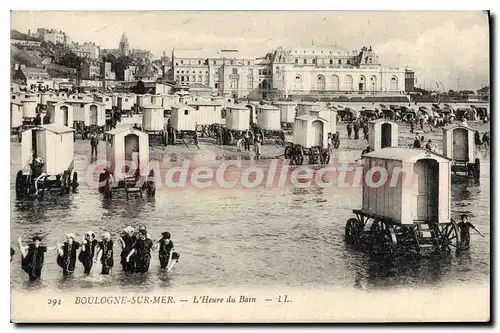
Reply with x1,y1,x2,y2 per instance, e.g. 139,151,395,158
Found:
270,46,406,99
172,45,409,100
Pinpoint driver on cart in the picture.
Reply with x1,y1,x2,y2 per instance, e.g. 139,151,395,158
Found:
30,156,47,195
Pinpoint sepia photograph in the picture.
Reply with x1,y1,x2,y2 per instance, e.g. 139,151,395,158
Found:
9,10,490,323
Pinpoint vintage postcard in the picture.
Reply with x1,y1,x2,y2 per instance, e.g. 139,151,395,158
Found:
10,10,490,323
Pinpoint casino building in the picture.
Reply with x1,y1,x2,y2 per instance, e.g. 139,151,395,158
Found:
172,45,409,100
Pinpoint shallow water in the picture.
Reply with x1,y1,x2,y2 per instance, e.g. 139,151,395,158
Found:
10,119,490,292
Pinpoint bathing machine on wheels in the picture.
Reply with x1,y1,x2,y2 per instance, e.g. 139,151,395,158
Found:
442,124,480,180
142,105,167,148
310,106,339,149
367,119,399,152
169,105,199,146
284,115,330,165
15,124,78,199
255,104,283,144
99,127,156,199
223,104,252,145
344,148,466,257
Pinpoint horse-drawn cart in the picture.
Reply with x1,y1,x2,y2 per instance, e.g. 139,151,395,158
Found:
345,148,466,257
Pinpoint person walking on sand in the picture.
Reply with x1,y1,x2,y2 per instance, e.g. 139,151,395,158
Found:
346,122,352,139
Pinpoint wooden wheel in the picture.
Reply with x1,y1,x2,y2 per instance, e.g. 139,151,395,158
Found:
284,145,293,160
15,170,25,197
438,220,462,253
71,172,79,192
60,171,68,196
295,149,304,165
334,133,340,149
371,221,397,257
345,218,362,247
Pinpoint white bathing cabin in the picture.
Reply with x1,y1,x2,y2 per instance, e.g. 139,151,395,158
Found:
368,119,399,151
47,102,74,127
361,148,452,225
442,124,475,163
310,106,337,135
186,101,223,126
11,101,24,129
21,124,75,175
171,105,198,131
118,95,135,111
256,104,281,131
105,127,150,178
142,105,165,131
293,115,329,149
273,101,297,124
225,104,250,131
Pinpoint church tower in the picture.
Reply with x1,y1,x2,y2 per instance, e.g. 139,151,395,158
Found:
119,33,129,56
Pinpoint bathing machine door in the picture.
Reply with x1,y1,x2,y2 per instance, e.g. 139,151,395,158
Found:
414,159,439,222
61,105,69,127
452,127,469,162
90,104,98,126
311,120,324,147
124,133,140,174
381,123,392,149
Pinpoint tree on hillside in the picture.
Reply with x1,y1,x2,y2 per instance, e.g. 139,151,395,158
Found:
133,80,146,94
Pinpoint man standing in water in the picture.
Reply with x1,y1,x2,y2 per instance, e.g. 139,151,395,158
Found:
78,231,98,275
90,132,98,158
18,235,53,281
457,215,477,249
96,232,114,275
56,234,80,276
126,229,154,273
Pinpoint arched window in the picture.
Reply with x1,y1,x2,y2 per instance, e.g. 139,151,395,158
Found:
316,74,325,91
359,75,366,91
345,75,353,91
294,75,303,89
295,59,298,64
312,59,316,64
303,59,307,64
329,59,333,65
338,59,342,64
180,60,184,64
347,59,351,65
330,75,340,91
370,76,377,91
390,76,399,90
282,57,285,63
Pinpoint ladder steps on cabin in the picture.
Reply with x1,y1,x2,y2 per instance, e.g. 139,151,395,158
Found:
124,177,143,199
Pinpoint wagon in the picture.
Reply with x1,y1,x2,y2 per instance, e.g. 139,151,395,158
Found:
169,105,199,146
221,104,253,145
273,101,297,128
186,101,223,137
142,105,167,147
99,127,156,199
15,124,78,199
442,124,480,180
310,107,339,149
255,104,283,143
344,148,466,257
368,119,399,152
284,115,331,165
67,101,106,139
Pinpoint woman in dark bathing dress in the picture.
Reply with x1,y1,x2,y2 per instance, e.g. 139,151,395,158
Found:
78,231,98,275
18,235,55,281
56,234,80,276
125,229,153,273
96,232,114,275
119,226,136,273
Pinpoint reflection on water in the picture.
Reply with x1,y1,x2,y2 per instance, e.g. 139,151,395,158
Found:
10,140,490,292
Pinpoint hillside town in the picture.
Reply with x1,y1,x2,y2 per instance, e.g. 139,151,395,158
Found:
10,28,489,102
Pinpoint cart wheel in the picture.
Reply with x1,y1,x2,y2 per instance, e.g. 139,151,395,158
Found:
72,172,78,192
334,134,340,149
172,130,177,145
15,170,25,197
60,171,67,196
439,220,462,253
345,218,361,247
296,152,304,165
284,145,293,160
371,221,397,258
323,151,331,165
228,132,234,146
474,158,481,179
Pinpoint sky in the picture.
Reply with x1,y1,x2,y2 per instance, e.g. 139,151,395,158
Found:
10,11,490,90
